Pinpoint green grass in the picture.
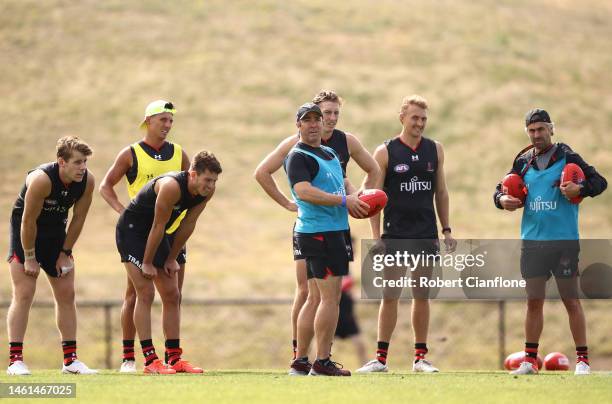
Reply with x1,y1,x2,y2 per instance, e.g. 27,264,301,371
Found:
1,0,612,372
1,370,611,404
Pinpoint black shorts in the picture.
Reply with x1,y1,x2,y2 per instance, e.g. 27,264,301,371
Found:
379,237,440,258
335,291,359,338
295,230,353,279
166,233,187,265
520,240,580,279
7,218,65,278
116,214,186,270
292,224,305,261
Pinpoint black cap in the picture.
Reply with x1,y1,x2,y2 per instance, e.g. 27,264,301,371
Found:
525,108,552,127
296,102,322,121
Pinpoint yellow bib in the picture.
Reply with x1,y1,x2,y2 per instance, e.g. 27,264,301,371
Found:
126,142,186,234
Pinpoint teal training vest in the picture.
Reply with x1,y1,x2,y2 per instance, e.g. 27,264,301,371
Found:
289,145,349,233
521,157,579,240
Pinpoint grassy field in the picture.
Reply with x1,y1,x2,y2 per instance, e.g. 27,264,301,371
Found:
1,0,611,373
1,370,611,404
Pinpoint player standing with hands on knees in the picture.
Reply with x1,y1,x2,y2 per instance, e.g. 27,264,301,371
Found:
494,108,606,375
7,136,97,375
285,102,369,376
115,151,221,374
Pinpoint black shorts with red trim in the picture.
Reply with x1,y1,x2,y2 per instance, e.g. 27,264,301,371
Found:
7,217,65,278
116,213,185,270
295,230,352,279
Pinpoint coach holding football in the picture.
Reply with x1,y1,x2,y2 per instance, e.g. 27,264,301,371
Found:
285,102,368,376
494,108,607,375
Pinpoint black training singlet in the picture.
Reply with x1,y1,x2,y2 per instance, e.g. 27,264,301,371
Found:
125,171,206,232
382,136,438,239
11,162,88,236
321,129,350,174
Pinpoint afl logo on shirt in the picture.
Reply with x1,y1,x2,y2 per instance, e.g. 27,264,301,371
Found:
394,164,409,173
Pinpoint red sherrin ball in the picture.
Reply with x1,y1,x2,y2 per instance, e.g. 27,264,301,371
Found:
544,352,570,371
350,189,388,219
501,173,527,203
560,163,585,204
504,351,543,370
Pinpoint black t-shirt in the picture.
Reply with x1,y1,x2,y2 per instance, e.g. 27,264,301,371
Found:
383,136,438,239
124,171,206,232
126,141,177,184
285,142,344,187
11,162,88,236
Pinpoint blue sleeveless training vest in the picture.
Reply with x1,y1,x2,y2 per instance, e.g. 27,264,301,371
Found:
521,157,579,240
289,145,349,233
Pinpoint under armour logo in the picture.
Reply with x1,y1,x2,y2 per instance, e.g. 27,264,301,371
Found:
412,155,419,161
154,154,162,160
61,190,69,196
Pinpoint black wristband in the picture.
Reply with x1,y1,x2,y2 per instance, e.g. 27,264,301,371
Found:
442,227,452,234
61,248,72,256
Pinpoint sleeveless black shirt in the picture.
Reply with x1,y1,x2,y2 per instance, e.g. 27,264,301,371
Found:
125,171,206,231
12,163,88,236
321,129,350,174
382,137,438,239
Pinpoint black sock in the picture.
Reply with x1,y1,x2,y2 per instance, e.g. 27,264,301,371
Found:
317,357,331,366
525,342,539,365
414,342,428,363
165,339,181,365
140,339,158,366
62,341,77,366
292,340,297,360
376,341,389,364
122,339,135,362
576,346,589,364
9,342,23,365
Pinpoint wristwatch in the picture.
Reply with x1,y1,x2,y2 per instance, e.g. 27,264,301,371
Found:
61,248,73,256
442,227,452,234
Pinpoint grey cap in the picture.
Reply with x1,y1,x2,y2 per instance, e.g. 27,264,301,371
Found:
296,102,322,121
525,108,552,127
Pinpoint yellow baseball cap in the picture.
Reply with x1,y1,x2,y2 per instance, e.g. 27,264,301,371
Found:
139,100,177,129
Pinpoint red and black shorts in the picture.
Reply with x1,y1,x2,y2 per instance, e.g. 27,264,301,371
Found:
294,230,353,280
7,218,65,278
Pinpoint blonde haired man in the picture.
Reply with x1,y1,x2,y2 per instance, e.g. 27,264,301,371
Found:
357,95,456,374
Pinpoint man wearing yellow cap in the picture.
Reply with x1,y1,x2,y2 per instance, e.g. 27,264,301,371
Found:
100,100,201,373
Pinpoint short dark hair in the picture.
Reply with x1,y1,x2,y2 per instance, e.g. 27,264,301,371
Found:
191,151,222,174
56,136,93,161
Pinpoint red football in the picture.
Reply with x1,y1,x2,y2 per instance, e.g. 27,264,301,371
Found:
350,189,388,219
560,163,585,204
501,173,527,203
504,351,543,370
544,352,570,371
